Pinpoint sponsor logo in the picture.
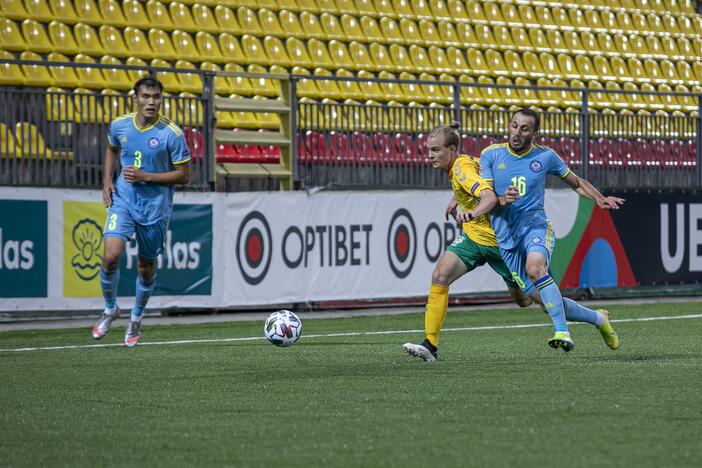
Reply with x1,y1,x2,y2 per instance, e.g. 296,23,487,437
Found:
387,209,417,278
530,161,543,172
1,200,47,298
498,162,506,169
70,218,103,281
148,138,159,149
236,211,272,285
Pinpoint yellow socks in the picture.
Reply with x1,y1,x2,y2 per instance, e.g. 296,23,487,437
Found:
424,283,449,348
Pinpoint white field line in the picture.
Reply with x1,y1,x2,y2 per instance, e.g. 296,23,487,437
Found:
2,313,702,353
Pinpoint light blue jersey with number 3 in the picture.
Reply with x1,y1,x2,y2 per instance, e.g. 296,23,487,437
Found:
480,143,570,250
107,113,190,225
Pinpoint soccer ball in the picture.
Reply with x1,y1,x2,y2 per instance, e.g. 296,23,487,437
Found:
264,310,302,347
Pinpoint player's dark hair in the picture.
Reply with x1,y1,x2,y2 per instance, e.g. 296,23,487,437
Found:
511,108,540,132
133,76,164,95
429,121,461,150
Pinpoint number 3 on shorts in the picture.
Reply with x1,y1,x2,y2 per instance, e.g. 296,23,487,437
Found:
107,213,118,231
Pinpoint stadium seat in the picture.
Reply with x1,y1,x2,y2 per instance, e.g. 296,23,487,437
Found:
97,0,127,27
169,2,196,31
148,28,178,61
676,37,695,60
73,87,105,123
122,0,152,29
389,43,415,72
501,50,526,78
341,13,365,41
146,0,174,30
521,51,544,78
380,17,405,44
240,35,269,66
0,50,26,85
534,6,555,28
427,45,451,74
49,0,79,23
165,30,198,62
546,29,566,53
349,41,376,71
627,57,647,82
419,72,451,104
46,52,81,88
528,28,548,52
220,63,253,96
264,36,293,68
23,0,54,23
177,91,204,126
283,37,312,68
125,57,148,84
629,34,648,56
198,62,229,95
123,27,155,59
0,122,21,159
299,11,325,39
593,56,616,81
310,68,342,100
218,33,247,64
483,49,507,76
149,58,180,93
15,122,67,160
174,60,202,94
258,8,284,36
369,42,393,72
1,0,29,20
73,23,104,56
237,6,263,35
399,72,426,103
409,45,433,73
335,68,365,101
320,12,343,39
192,3,219,33
0,19,25,51
279,10,305,38
290,66,321,98
328,40,355,69
437,21,460,47
22,19,54,53
48,21,81,55
100,55,132,90
73,0,108,27
519,4,539,27
246,64,279,97
98,25,128,57
557,53,579,79
399,17,422,44
193,31,222,62
74,54,106,88
465,48,489,76
360,15,384,42
306,38,335,69
101,88,132,120
376,71,405,102
214,6,242,35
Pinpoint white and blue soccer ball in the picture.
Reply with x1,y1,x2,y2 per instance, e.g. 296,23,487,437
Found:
264,310,302,347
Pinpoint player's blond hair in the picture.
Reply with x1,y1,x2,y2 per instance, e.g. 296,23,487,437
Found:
429,121,461,150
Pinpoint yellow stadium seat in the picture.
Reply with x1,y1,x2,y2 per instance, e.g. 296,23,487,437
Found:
539,52,562,79
557,54,578,79
676,60,695,84
176,91,204,126
438,21,459,47
44,87,71,122
74,0,103,26
125,56,148,84
656,83,679,110
630,11,648,31
643,58,665,83
24,0,54,23
694,16,702,35
191,4,218,33
148,28,178,61
375,71,404,101
553,78,578,107
194,31,222,62
100,55,132,90
284,37,312,68
518,4,538,27
399,72,426,102
73,87,104,123
485,49,508,76
493,25,514,49
660,36,680,58
48,21,80,55
0,50,25,85
407,44,430,73
474,24,497,48
341,13,365,41
222,63,253,96
312,67,343,100
102,88,132,120
389,43,413,72
122,0,151,29
279,10,305,38
615,11,634,31
495,76,520,106
73,23,103,56
676,37,694,60
603,81,626,109
145,0,173,30
329,40,355,69
369,42,393,71
575,55,597,81
429,0,450,19
320,13,343,39
503,50,526,77
172,30,201,62
627,58,647,82
445,46,470,74
334,68,364,101
218,33,246,63
510,27,530,50
552,7,571,28
150,58,180,92
477,76,499,105
258,8,284,36
199,61,229,95
380,17,404,44
597,33,615,55
299,11,325,39
264,35,292,67
613,33,631,56
98,25,128,57
675,84,696,111
290,66,320,98
465,48,488,76
123,27,154,59
499,3,519,24
357,70,385,102
174,60,201,94
97,0,127,27
660,59,680,83
428,45,451,74
349,41,376,71
335,0,359,15
457,74,481,106
360,15,383,42
49,0,78,23
514,77,538,105
528,28,548,52
373,0,396,16
411,0,432,18
567,7,587,29
0,19,25,51
399,17,422,44
455,23,477,47
1,0,29,20
355,0,376,16
562,30,584,53
169,2,196,31
393,0,414,17
22,19,54,53
610,56,632,81
241,35,269,66
546,30,566,53
74,53,106,88
214,6,242,35
306,38,335,69
445,0,467,19
15,122,54,159
579,31,598,53
593,56,616,81
237,6,262,35
522,51,544,78
47,52,80,88
691,61,702,82
601,10,619,31
646,13,666,34
629,34,648,56
534,6,555,27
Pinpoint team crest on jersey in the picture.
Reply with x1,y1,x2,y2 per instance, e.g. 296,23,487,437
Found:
530,161,542,172
148,138,160,148
532,236,542,243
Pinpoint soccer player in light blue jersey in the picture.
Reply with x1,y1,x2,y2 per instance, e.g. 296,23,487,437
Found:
480,108,624,352
92,76,191,347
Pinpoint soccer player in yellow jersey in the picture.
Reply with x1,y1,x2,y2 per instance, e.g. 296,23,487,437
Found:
403,122,534,362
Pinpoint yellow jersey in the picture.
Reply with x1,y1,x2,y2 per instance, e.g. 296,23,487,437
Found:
448,155,498,247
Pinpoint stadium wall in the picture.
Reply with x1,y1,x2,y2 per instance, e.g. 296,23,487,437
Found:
0,187,700,313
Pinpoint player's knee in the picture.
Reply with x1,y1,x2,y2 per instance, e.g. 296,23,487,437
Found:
526,264,546,282
431,268,450,287
102,257,119,272
516,296,533,307
137,263,156,280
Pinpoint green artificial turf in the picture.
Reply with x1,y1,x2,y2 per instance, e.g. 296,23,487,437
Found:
1,302,701,467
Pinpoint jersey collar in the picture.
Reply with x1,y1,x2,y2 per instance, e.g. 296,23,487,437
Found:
133,113,161,133
507,144,535,158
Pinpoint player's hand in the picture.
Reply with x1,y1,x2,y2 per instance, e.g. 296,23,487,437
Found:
501,185,520,205
102,180,115,207
455,210,477,223
122,166,144,183
597,196,625,210
445,197,459,221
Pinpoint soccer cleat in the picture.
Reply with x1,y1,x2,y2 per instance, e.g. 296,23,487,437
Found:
124,319,142,348
548,332,575,352
91,307,120,340
402,342,437,362
596,309,619,350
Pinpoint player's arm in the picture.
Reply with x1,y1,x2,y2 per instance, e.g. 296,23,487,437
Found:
102,143,120,207
456,188,498,222
445,194,458,221
562,172,625,210
484,180,519,207
122,161,191,185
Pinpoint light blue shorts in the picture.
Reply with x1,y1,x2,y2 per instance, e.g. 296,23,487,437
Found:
103,205,168,260
499,224,556,296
